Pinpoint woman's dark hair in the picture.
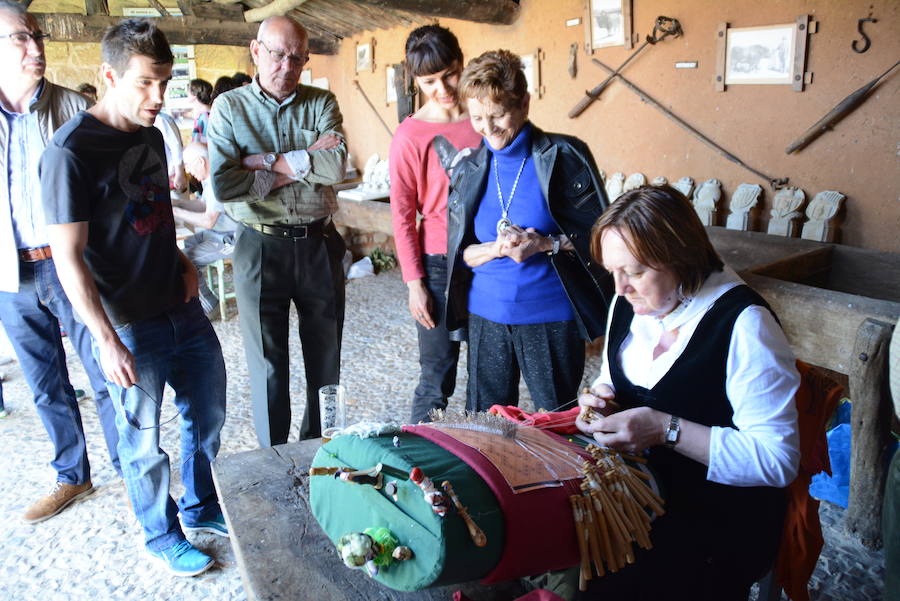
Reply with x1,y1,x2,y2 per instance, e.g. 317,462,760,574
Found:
232,71,252,86
212,76,237,101
189,78,213,106
590,185,724,296
459,49,528,111
101,18,173,76
404,25,463,77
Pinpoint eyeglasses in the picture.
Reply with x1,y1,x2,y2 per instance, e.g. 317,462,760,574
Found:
0,31,50,45
257,39,307,67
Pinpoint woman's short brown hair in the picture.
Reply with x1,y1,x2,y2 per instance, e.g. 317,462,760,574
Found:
590,185,724,296
459,49,528,110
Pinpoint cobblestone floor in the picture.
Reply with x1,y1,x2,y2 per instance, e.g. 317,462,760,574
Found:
0,270,886,600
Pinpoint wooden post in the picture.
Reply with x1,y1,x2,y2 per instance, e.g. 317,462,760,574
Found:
845,318,894,549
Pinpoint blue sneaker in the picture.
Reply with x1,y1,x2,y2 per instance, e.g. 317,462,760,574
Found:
182,513,229,538
148,540,214,577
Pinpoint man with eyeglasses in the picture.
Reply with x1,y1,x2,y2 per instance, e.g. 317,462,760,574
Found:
0,0,122,523
208,16,347,447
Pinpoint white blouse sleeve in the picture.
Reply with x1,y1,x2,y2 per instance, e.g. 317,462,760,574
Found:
590,295,619,392
707,305,801,488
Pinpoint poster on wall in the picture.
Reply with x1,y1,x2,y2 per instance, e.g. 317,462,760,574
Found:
385,65,397,104
725,24,795,85
589,0,625,48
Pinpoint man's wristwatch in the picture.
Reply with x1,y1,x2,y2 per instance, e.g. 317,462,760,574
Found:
262,152,277,171
664,415,681,448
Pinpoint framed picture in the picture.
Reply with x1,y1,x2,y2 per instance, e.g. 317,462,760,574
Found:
301,69,312,85
356,40,374,73
587,0,627,49
519,50,544,98
385,65,397,104
725,24,795,85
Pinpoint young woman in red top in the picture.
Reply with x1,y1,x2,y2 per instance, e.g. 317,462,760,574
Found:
389,25,480,423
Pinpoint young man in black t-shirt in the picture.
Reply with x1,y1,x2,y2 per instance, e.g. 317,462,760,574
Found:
40,19,227,577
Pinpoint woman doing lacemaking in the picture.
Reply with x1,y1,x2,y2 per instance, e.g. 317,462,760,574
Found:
574,184,801,599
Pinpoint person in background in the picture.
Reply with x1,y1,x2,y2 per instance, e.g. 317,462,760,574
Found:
208,16,346,446
577,185,800,600
41,18,228,577
153,110,187,197
76,82,97,103
232,71,252,86
187,77,211,143
173,141,240,319
446,49,611,412
211,75,237,102
0,0,121,523
389,24,480,424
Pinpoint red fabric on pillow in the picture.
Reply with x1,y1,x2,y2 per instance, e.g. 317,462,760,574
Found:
488,405,581,434
404,424,582,583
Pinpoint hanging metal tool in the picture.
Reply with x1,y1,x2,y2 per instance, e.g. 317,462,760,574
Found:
569,16,682,119
852,17,877,54
590,58,789,189
353,80,393,138
786,59,899,154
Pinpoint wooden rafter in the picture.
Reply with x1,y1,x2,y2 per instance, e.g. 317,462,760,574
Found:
146,0,171,18
244,0,310,23
353,0,519,24
83,0,109,16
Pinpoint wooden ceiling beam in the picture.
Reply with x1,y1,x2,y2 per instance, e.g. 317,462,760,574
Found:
353,0,519,25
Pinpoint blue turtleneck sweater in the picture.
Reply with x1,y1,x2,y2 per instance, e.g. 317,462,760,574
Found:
468,123,574,325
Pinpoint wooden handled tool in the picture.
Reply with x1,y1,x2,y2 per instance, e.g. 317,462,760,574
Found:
786,60,899,154
442,481,487,547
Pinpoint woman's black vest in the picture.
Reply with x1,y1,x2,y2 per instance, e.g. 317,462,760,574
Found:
607,284,786,535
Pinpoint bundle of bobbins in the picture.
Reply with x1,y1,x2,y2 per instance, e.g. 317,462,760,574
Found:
569,444,665,591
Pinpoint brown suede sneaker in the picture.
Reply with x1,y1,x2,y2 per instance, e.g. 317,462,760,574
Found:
23,481,94,524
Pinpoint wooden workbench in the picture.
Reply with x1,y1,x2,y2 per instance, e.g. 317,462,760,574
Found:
212,439,527,601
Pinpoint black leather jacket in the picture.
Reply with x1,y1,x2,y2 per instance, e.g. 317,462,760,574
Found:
445,124,613,341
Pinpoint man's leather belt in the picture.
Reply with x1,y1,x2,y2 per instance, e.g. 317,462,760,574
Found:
19,246,53,262
250,217,330,240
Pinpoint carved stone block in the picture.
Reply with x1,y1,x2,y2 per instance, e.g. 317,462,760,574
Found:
692,178,721,226
673,177,694,199
623,172,647,193
605,172,625,202
801,190,846,242
725,183,762,231
767,187,806,237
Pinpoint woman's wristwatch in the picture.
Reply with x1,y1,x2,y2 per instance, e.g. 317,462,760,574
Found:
546,235,561,256
664,415,681,448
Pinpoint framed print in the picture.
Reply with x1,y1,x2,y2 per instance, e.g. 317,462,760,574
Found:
588,0,626,49
301,69,312,85
725,24,795,85
356,40,374,73
386,65,397,104
519,50,545,98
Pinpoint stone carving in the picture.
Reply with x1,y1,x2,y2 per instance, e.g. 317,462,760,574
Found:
337,154,391,201
767,187,806,237
692,179,721,226
801,190,846,242
623,172,647,193
651,176,668,186
672,176,694,199
725,183,763,231
605,172,625,202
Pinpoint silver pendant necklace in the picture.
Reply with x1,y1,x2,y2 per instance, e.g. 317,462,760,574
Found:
494,155,528,235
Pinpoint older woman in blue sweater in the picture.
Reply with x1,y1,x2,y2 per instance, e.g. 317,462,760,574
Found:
445,49,611,411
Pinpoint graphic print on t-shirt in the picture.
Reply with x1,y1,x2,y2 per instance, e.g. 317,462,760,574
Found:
117,143,173,236
432,134,474,178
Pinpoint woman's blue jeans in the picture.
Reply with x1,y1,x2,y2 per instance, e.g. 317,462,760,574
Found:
94,298,226,552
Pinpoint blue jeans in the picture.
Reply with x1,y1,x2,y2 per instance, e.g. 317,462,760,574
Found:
0,257,121,483
95,298,226,552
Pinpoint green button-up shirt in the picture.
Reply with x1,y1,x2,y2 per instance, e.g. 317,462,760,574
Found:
207,78,347,225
